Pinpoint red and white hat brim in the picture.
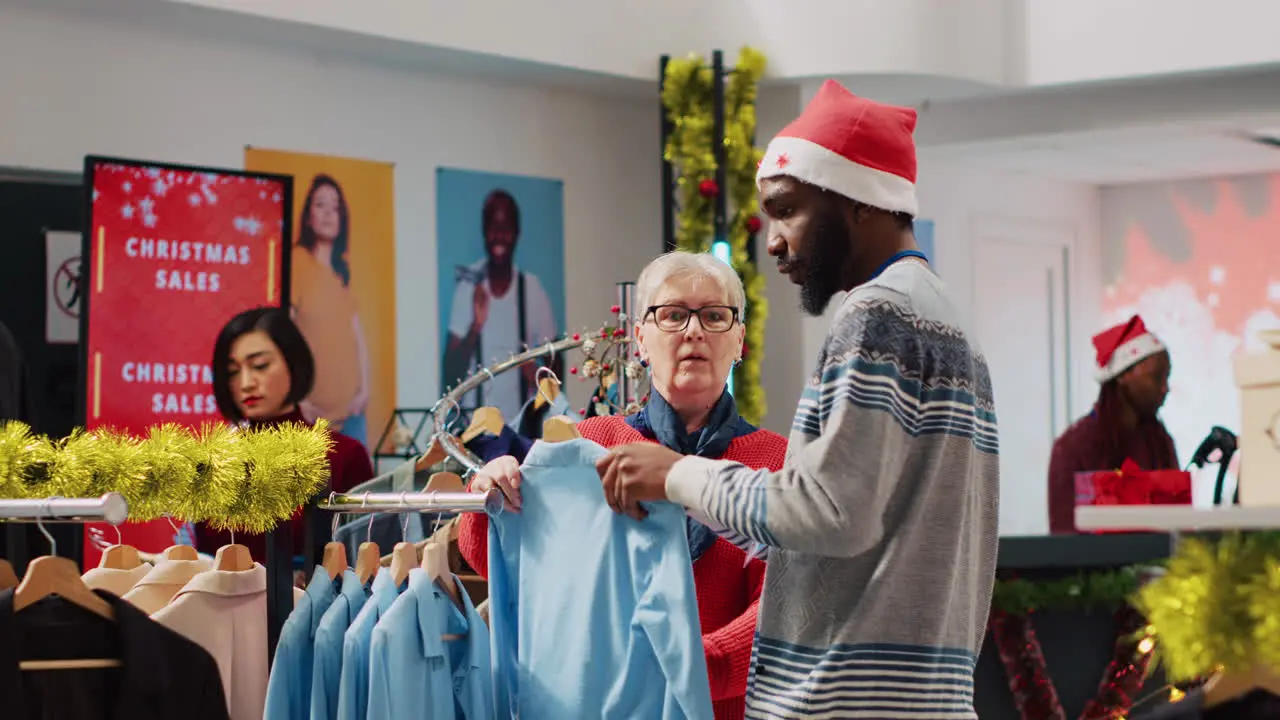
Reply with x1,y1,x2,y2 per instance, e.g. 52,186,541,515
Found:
756,136,918,216
1096,333,1165,383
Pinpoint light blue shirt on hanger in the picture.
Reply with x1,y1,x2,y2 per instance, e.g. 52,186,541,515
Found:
336,571,403,720
264,567,341,720
310,570,369,720
366,568,492,720
487,438,713,719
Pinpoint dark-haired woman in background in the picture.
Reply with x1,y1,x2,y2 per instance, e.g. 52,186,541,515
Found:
1048,315,1178,533
291,174,371,447
197,307,374,570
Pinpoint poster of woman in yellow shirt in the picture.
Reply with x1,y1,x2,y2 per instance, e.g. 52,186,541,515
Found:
292,175,368,441
246,147,397,454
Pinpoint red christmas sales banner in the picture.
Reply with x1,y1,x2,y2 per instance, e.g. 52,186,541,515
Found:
84,159,288,434
81,158,290,564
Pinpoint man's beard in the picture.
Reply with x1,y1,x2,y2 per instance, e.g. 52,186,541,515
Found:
798,209,850,317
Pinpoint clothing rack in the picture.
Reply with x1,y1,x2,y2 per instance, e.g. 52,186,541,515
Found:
316,489,503,516
0,493,129,525
432,334,587,473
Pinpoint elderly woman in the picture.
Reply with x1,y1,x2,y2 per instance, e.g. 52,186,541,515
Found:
456,250,786,720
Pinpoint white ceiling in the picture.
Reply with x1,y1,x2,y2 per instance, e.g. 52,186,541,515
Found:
921,125,1280,186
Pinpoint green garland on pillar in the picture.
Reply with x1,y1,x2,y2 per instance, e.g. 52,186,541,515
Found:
661,48,769,424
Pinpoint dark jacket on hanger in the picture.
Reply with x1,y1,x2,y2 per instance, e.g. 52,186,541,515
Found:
0,587,229,719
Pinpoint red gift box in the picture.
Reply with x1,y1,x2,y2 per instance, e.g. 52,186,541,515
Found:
1074,459,1192,532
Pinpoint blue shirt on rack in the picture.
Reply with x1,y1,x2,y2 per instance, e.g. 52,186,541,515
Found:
310,570,369,720
366,568,491,720
487,438,713,719
265,567,341,720
336,571,403,720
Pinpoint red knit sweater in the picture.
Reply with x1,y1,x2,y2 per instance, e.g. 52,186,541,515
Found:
456,415,787,720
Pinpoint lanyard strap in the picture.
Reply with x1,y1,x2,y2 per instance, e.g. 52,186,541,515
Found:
868,249,929,282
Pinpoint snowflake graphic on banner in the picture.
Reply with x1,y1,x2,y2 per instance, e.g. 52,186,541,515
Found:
1104,176,1280,471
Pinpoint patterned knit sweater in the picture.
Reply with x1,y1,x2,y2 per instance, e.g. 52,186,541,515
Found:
666,261,1000,719
457,416,787,720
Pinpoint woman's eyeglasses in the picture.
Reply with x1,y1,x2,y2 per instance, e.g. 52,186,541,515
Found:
644,305,739,333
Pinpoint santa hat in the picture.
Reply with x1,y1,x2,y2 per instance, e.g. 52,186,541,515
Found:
1093,315,1166,382
756,79,918,215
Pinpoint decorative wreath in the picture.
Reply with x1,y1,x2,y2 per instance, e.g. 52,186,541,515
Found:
0,420,332,533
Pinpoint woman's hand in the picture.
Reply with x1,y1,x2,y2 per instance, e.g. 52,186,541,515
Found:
471,455,523,512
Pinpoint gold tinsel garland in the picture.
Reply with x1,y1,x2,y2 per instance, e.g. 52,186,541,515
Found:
0,420,332,533
661,48,769,424
1133,532,1280,683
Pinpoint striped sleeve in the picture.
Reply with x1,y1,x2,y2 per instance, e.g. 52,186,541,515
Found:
667,296,997,557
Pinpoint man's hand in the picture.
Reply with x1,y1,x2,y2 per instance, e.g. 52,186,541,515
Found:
596,443,682,520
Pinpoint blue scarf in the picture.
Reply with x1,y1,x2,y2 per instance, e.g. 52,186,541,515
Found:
626,389,756,562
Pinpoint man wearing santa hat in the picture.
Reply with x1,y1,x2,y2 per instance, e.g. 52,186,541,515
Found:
1048,315,1177,533
596,80,999,718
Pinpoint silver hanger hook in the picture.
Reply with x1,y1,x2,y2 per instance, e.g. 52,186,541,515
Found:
363,493,374,542
399,492,411,538
329,492,341,537
480,367,495,382
165,513,180,534
441,396,462,431
37,497,57,556
535,365,561,407
114,524,122,546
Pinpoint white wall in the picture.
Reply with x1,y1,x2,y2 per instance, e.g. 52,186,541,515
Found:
919,159,1102,535
0,3,661,415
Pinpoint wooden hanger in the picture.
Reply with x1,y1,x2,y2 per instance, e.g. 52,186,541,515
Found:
425,471,466,494
14,555,115,622
161,544,199,562
13,553,120,670
460,406,505,444
213,543,254,572
389,541,417,587
533,376,560,411
98,544,143,570
542,416,581,443
422,538,459,604
1203,665,1280,708
354,542,380,585
321,542,348,581
0,559,19,591
415,436,450,473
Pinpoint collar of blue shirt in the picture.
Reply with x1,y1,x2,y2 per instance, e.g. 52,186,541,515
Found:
409,569,483,672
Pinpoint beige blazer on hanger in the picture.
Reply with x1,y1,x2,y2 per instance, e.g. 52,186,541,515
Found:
152,563,268,720
120,558,211,614
81,563,152,597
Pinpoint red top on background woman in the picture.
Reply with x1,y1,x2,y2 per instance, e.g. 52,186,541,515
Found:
1047,315,1178,533
196,307,374,565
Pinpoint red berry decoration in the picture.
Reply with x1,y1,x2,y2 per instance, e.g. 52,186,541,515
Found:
602,364,610,372
569,367,578,375
698,179,719,198
613,329,625,338
745,215,763,234
610,305,620,314
579,408,586,416
600,329,609,338
572,333,581,341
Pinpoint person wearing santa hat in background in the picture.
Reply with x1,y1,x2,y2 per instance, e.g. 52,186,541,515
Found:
1047,314,1178,534
595,79,999,719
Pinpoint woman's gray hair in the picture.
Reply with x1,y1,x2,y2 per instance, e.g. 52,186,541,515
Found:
635,251,746,320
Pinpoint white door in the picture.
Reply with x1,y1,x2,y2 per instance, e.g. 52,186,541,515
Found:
972,223,1071,537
